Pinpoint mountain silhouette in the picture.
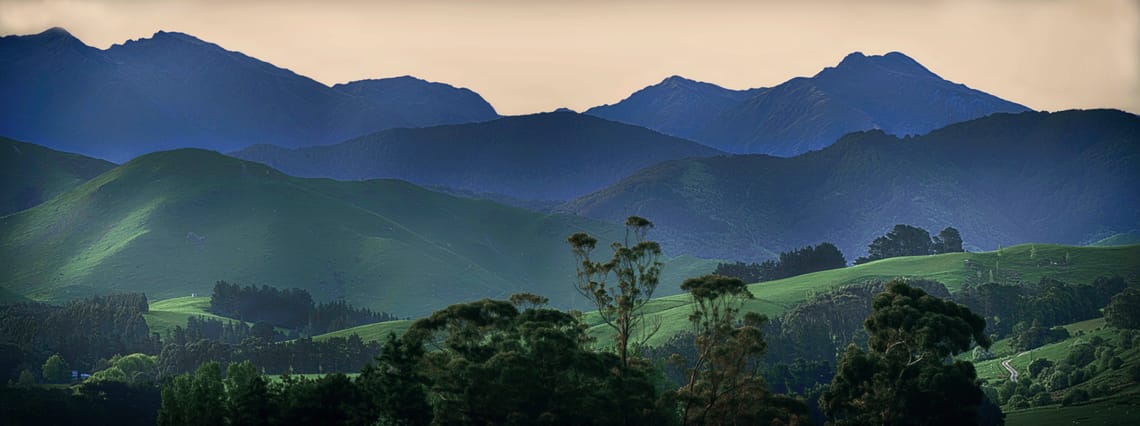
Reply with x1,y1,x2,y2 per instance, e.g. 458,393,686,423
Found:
587,52,1030,156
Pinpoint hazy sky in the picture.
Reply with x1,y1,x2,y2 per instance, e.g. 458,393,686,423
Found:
2,0,1136,115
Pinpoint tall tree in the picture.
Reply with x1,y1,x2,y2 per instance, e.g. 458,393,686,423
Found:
225,361,274,426
568,216,663,369
158,362,225,426
821,280,992,425
675,274,808,425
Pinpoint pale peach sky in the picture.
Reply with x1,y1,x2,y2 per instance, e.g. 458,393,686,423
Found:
1,0,1136,115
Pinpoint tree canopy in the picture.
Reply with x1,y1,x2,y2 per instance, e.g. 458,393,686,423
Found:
822,280,991,425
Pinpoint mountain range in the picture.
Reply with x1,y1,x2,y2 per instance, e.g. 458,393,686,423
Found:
230,111,724,201
587,52,1030,156
565,109,1140,261
0,28,498,162
0,148,714,316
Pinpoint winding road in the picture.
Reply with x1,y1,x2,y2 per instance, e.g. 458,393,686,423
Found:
1000,351,1031,382
1001,358,1019,382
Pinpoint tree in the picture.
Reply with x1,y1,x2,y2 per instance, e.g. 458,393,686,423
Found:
856,224,934,264
42,353,70,384
400,298,665,424
821,280,991,425
674,274,808,425
358,333,431,426
225,361,274,426
933,227,964,253
158,362,225,426
1105,287,1140,329
568,216,663,369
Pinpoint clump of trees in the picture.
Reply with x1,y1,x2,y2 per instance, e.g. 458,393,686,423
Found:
0,293,159,374
715,242,847,283
1105,286,1140,329
209,281,397,336
957,276,1127,339
855,224,963,264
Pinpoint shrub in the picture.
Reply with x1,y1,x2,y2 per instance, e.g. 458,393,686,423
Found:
1028,358,1054,378
1061,389,1090,406
1045,371,1070,391
1006,394,1030,410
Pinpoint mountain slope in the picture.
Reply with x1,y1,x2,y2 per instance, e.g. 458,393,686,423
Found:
587,52,1030,156
0,28,498,162
565,109,1140,261
230,111,725,201
0,137,116,216
0,149,714,316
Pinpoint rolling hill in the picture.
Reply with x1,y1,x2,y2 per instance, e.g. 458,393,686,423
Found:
323,243,1140,346
0,28,498,162
565,109,1140,262
0,148,715,317
0,137,115,216
230,111,725,201
587,51,1029,156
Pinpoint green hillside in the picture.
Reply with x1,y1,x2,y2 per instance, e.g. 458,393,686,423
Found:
0,137,116,216
587,244,1140,347
331,244,1139,345
0,149,715,317
312,320,414,343
144,296,245,338
968,317,1140,425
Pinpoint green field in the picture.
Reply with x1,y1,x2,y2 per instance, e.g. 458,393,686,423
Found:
143,296,247,338
1006,389,1140,426
311,320,413,343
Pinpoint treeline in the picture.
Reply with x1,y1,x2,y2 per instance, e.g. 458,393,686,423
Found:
714,225,965,282
157,334,380,377
855,224,963,264
956,275,1128,342
715,242,847,283
0,294,159,375
209,281,397,335
153,279,1005,426
157,297,810,426
182,316,285,345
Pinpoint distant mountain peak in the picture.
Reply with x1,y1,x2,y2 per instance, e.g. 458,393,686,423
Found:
147,30,213,47
828,50,938,79
39,27,74,38
10,26,82,45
